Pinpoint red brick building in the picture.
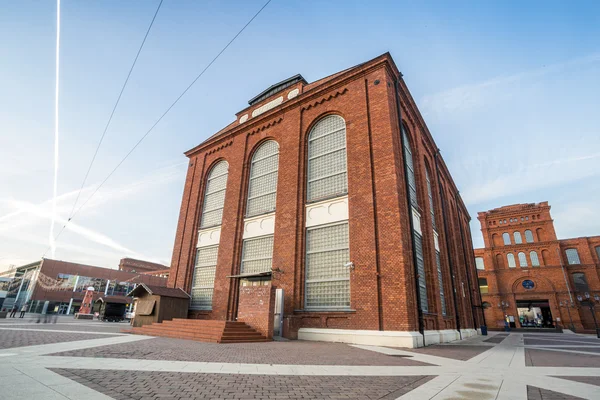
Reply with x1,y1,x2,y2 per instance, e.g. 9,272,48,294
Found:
119,258,169,274
475,202,600,332
167,53,482,347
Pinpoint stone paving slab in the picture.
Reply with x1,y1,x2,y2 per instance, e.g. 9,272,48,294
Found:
484,334,508,343
51,368,435,400
48,337,433,366
525,349,600,368
0,330,120,350
551,376,600,387
527,385,585,400
398,345,491,361
525,339,600,346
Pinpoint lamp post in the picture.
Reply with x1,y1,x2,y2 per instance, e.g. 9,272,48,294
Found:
498,301,510,331
576,292,600,338
559,300,576,332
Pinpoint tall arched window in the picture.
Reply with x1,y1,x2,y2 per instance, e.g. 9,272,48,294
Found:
426,166,445,315
199,161,229,228
502,233,511,245
518,252,528,267
525,230,534,243
192,160,229,310
305,116,350,310
246,140,279,217
507,253,516,268
402,125,428,312
514,231,523,244
530,251,540,267
307,115,348,202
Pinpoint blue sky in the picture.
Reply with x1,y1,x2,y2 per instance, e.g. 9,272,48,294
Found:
1,0,599,271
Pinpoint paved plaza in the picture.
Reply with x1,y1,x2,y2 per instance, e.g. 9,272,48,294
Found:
0,316,599,399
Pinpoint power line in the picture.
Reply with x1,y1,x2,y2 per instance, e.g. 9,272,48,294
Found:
42,0,272,257
67,0,164,221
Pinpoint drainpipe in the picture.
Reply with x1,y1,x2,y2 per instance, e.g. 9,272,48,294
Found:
454,199,479,331
434,151,461,338
393,79,425,346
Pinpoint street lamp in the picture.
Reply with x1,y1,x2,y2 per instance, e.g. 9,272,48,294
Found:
498,301,510,332
559,300,576,332
576,292,600,338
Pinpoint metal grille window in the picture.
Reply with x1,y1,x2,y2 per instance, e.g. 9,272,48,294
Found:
246,141,279,217
525,230,534,243
413,230,428,312
190,246,218,310
241,235,274,275
518,252,528,267
200,161,229,228
402,127,418,207
566,248,581,265
435,249,446,315
427,169,444,315
307,115,348,202
502,233,511,245
507,253,516,268
530,251,540,267
514,231,523,244
425,169,436,231
475,257,485,270
572,272,589,293
305,222,350,309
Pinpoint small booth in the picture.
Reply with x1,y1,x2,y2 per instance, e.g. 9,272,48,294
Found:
94,296,131,322
127,284,190,328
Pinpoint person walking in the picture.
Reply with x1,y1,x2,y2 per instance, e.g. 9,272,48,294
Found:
19,303,27,318
9,305,18,318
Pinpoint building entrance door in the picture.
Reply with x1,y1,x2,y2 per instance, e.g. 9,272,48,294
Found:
516,300,554,328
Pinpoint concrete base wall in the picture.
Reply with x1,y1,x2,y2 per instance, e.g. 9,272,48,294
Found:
298,328,479,348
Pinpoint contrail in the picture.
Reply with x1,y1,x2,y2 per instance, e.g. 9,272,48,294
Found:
49,0,61,258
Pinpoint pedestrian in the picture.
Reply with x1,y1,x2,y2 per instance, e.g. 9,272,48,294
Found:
19,303,27,318
9,305,18,318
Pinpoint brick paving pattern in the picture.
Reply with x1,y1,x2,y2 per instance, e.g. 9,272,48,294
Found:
551,376,600,387
49,337,433,366
0,323,127,333
527,386,584,400
401,344,491,360
525,348,600,367
0,330,120,349
51,368,434,400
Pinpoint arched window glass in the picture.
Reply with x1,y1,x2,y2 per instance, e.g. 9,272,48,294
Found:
402,125,428,312
475,257,485,270
307,115,347,202
426,167,445,316
525,230,534,243
246,141,279,217
514,231,523,244
507,253,516,268
530,251,540,267
199,161,229,229
565,248,581,265
478,278,488,294
502,233,511,245
572,272,589,293
518,252,527,267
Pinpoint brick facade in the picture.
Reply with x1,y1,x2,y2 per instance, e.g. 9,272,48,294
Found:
237,285,276,339
475,202,600,331
168,53,482,340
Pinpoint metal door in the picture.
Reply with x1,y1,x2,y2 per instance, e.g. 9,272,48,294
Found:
273,288,284,336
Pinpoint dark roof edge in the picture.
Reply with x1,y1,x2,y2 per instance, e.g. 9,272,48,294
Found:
247,74,307,105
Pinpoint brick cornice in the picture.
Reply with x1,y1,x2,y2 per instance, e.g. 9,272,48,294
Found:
301,88,348,111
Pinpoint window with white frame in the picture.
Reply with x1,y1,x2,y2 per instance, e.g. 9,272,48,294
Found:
507,253,516,268
246,141,279,217
305,222,350,309
190,246,218,310
402,125,428,312
475,257,485,270
530,251,540,267
240,235,274,275
525,230,534,243
200,161,229,228
307,115,348,202
426,168,445,315
514,231,523,244
518,252,528,267
565,248,581,265
502,232,511,245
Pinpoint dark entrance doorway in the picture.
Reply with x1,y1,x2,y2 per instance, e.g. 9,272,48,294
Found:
516,300,555,328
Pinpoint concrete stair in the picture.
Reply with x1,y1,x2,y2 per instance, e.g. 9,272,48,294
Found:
123,319,270,343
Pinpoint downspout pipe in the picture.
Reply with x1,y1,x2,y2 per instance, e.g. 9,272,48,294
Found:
434,151,461,338
393,79,425,346
455,198,480,331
